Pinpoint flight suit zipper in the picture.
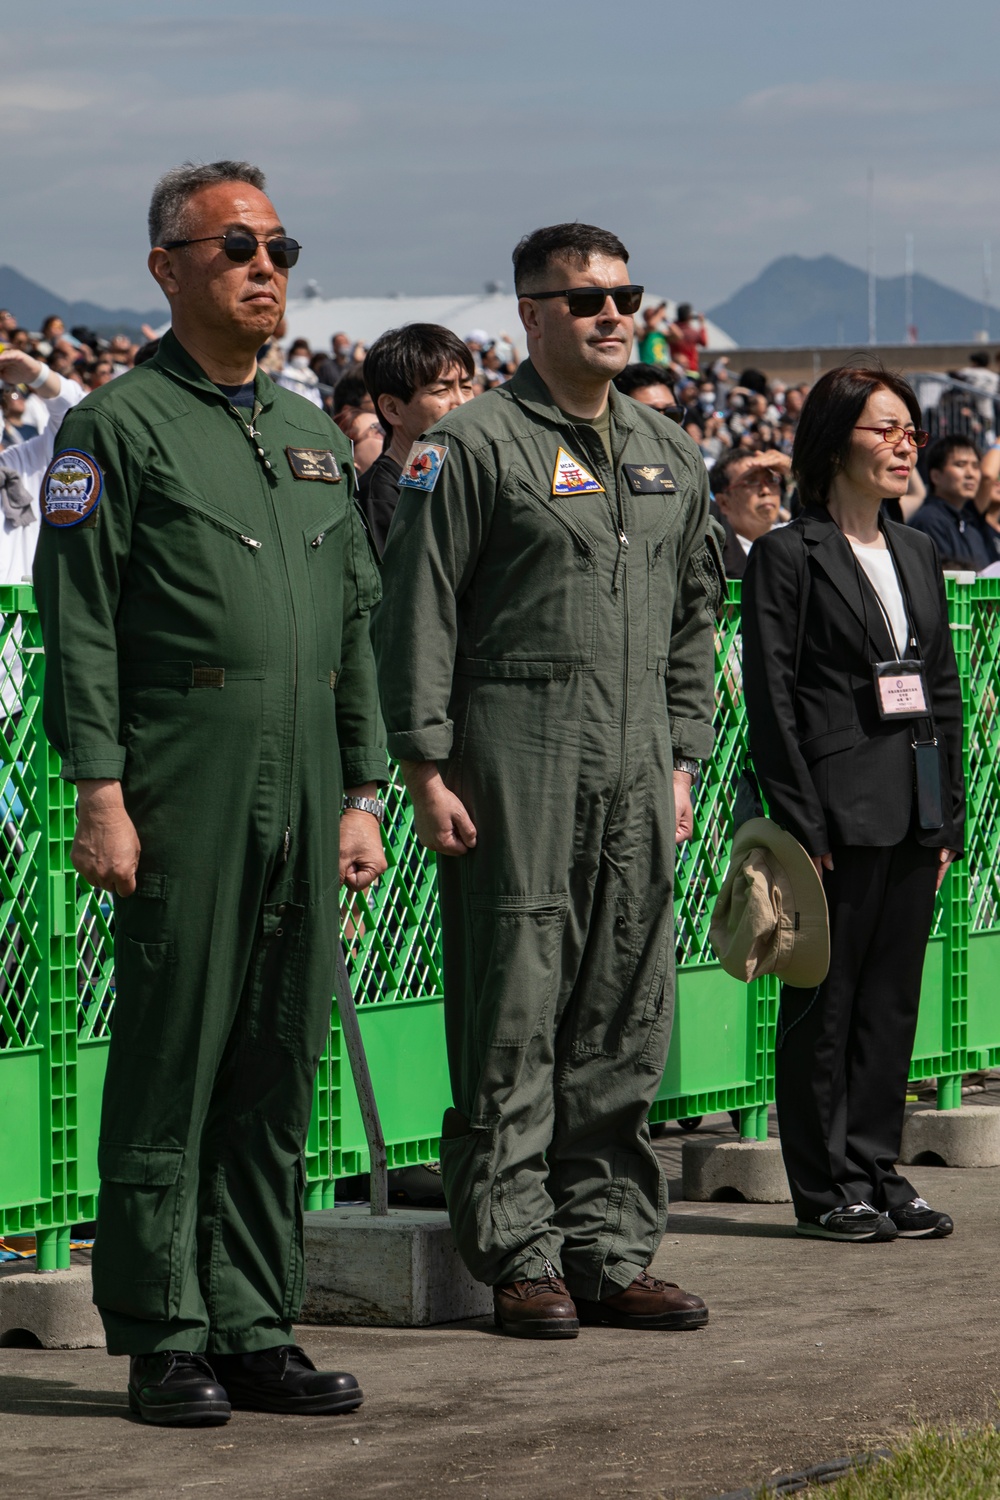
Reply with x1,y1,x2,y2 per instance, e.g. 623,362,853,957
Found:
231,399,301,862
574,424,630,824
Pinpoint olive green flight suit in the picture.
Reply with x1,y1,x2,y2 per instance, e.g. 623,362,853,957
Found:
372,361,720,1297
33,330,386,1356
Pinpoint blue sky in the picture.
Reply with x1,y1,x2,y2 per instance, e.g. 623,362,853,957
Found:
6,0,1000,316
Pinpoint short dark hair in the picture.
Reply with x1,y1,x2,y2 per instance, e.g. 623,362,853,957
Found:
968,351,989,368
332,372,368,416
710,447,758,494
511,223,629,294
792,363,922,508
613,363,675,398
363,324,475,434
926,432,980,476
148,160,266,247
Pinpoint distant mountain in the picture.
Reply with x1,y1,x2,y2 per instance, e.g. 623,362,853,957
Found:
0,265,163,339
707,254,992,348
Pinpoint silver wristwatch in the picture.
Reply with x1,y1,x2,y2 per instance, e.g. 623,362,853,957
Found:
342,794,385,823
674,757,701,781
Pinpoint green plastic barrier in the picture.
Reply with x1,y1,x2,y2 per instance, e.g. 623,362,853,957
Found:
1,577,996,1264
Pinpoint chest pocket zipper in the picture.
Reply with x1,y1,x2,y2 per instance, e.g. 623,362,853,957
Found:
305,511,349,682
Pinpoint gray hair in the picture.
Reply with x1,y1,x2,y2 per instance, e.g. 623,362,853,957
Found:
148,160,267,247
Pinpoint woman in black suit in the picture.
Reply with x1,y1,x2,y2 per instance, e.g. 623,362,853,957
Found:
742,365,964,1243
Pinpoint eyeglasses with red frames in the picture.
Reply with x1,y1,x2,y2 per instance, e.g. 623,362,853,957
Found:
854,424,929,448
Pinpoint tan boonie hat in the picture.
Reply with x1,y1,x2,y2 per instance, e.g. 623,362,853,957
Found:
710,817,830,987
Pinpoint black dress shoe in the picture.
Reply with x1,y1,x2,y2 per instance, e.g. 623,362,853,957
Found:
210,1345,363,1415
128,1352,231,1426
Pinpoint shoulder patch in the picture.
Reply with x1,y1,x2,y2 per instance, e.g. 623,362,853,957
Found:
41,449,103,528
623,462,677,494
552,447,603,496
399,441,448,492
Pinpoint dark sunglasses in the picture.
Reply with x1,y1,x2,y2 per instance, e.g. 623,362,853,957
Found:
527,284,644,317
654,404,686,424
162,230,302,269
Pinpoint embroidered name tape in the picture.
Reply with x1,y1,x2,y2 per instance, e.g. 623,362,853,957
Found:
552,447,603,496
41,449,103,528
623,463,677,495
285,447,341,482
399,441,448,492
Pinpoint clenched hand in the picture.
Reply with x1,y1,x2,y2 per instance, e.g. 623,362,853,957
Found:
73,779,141,897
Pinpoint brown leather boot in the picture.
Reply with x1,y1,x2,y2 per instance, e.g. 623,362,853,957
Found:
493,1260,580,1339
574,1270,709,1330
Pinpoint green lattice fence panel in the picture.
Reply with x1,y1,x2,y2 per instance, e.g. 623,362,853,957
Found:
5,578,996,1230
652,580,775,1138
0,587,46,1231
962,578,1000,1069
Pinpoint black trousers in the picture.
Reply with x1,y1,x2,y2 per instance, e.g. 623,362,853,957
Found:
775,834,940,1220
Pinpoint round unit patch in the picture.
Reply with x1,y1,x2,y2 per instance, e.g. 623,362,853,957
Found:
42,449,104,528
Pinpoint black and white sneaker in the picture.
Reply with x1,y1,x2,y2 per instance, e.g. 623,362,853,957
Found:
887,1197,954,1238
796,1202,898,1242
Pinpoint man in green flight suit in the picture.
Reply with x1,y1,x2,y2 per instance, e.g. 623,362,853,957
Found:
34,161,388,1424
372,223,721,1338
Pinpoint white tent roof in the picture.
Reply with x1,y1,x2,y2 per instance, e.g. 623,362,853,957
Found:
272,291,736,356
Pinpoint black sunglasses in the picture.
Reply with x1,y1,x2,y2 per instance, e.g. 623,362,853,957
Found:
654,404,686,424
526,284,644,317
162,230,302,269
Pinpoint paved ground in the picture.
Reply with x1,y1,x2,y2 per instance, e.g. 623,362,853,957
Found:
2,1119,999,1500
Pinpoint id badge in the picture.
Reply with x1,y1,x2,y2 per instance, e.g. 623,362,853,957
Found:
873,660,929,720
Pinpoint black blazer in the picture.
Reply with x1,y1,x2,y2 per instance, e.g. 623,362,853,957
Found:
742,506,965,855
714,509,749,579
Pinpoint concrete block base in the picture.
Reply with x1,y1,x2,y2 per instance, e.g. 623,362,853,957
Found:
900,1105,1000,1168
301,1207,492,1327
681,1138,791,1203
0,1265,105,1349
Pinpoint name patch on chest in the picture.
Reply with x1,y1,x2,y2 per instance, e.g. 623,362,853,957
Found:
285,447,341,482
399,441,449,492
552,447,604,496
41,449,103,528
623,463,677,494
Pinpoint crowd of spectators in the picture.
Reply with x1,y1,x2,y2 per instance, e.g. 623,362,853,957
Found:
3,299,1000,579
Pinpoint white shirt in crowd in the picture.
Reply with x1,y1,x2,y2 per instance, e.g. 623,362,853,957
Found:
849,540,908,657
0,375,85,718
0,375,85,585
275,359,323,409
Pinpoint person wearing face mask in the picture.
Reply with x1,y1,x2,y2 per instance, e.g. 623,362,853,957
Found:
742,364,964,1245
276,337,323,408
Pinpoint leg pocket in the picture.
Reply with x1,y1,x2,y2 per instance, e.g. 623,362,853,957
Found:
468,895,568,1049
92,1142,184,1321
112,937,176,1060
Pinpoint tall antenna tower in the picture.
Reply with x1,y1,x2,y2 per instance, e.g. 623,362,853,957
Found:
983,239,992,341
867,168,877,345
904,232,915,343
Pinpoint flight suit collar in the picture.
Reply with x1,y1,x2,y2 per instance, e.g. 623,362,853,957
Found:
505,359,638,437
152,326,278,412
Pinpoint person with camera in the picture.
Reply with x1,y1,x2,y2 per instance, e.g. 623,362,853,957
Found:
742,365,964,1243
